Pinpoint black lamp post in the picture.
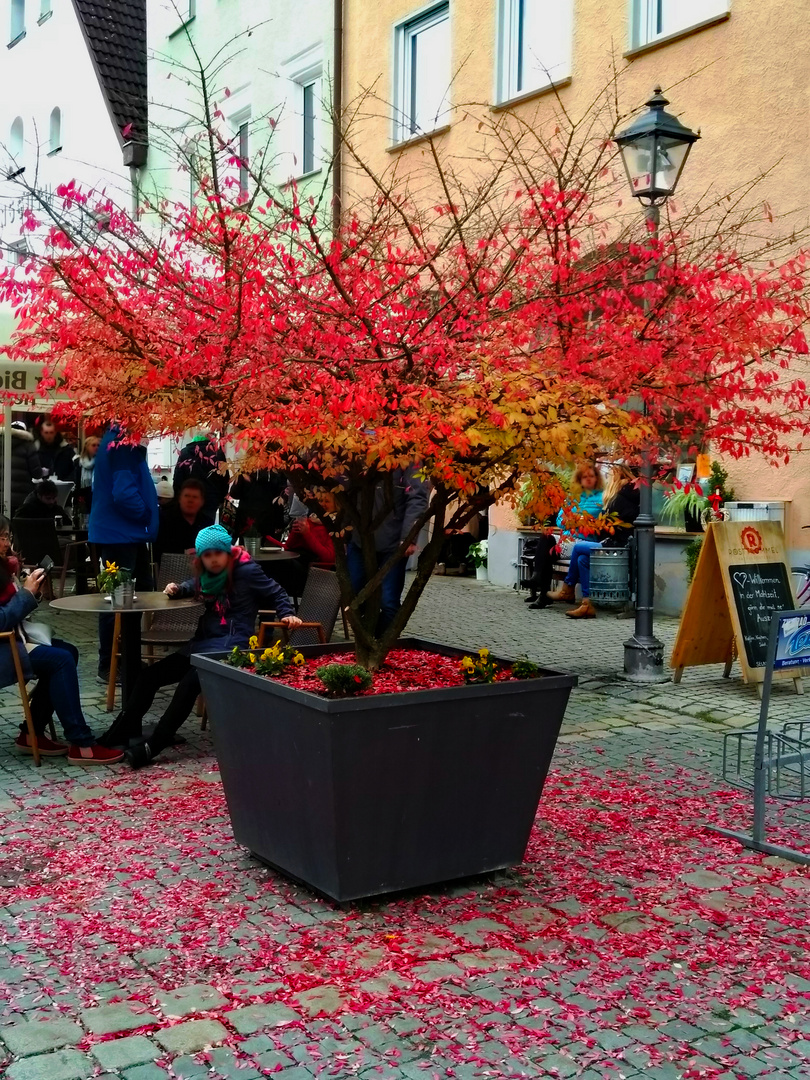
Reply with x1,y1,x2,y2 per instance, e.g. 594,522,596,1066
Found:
614,88,700,683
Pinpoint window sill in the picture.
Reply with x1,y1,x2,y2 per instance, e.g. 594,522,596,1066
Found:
491,76,572,113
291,167,323,183
624,11,730,58
7,30,26,49
387,124,451,154
37,11,53,25
47,146,62,157
168,15,195,39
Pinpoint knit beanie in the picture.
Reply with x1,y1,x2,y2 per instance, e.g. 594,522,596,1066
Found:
195,524,233,556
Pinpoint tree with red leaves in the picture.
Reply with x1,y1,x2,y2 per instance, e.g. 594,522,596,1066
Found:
2,87,810,669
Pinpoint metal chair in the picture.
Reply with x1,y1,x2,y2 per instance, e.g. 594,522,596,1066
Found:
258,567,343,647
12,517,88,599
0,632,55,767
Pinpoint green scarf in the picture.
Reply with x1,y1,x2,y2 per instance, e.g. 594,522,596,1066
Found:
200,567,228,599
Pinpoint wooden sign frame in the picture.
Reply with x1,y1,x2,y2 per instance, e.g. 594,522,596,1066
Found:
671,520,803,696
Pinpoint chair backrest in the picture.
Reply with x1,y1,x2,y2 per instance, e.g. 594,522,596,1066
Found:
12,518,62,567
148,552,201,633
288,567,342,646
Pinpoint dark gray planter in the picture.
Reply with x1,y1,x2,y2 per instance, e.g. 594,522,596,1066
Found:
193,638,575,902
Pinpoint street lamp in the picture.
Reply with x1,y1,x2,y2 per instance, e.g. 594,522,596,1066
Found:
614,87,700,683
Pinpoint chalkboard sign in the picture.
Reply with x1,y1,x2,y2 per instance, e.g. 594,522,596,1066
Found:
728,562,793,668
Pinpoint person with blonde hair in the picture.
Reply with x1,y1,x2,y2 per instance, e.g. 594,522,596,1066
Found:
524,463,603,609
550,464,640,619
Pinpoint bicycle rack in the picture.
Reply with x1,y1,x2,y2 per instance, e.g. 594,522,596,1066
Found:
722,727,810,801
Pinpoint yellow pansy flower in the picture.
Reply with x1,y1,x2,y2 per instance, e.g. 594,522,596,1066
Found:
479,648,490,659
249,635,259,649
249,653,256,664
293,653,305,667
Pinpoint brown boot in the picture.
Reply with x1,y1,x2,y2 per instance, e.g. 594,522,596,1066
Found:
547,583,576,603
565,598,596,619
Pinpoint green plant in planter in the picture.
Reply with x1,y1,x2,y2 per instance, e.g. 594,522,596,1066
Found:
708,461,736,503
96,560,131,594
660,485,709,526
459,648,498,683
468,540,488,568
225,637,305,674
317,663,373,696
685,537,703,582
512,657,541,679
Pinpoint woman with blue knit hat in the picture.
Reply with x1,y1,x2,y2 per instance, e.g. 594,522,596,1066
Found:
99,524,301,767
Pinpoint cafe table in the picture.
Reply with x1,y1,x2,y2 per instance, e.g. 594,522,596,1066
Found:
49,592,201,706
252,549,300,562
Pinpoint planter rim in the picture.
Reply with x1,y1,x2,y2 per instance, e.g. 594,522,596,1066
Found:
192,636,577,713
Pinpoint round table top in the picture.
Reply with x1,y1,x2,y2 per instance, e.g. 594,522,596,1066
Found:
50,591,202,614
253,550,300,561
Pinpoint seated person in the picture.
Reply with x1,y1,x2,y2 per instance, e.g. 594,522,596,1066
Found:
530,463,604,609
0,516,122,765
154,478,214,564
99,525,302,767
548,466,640,620
276,512,337,597
15,479,72,526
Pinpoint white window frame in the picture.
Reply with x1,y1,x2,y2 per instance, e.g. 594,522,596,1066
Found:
226,104,251,203
630,0,730,50
10,0,25,44
392,2,451,144
496,0,573,104
8,116,24,176
168,0,196,38
283,45,324,179
7,239,27,266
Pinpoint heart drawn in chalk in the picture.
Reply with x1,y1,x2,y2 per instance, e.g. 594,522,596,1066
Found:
733,571,748,590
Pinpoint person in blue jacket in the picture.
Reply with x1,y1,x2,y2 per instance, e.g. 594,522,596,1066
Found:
89,425,159,682
98,525,302,768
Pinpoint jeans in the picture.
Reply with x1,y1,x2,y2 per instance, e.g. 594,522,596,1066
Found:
119,651,200,753
346,543,408,636
22,639,95,747
98,543,154,674
564,540,604,598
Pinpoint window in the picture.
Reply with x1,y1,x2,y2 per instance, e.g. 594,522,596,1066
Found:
302,81,317,175
48,107,61,154
497,0,573,103
632,0,729,48
393,3,450,142
39,0,51,19
10,0,25,42
7,240,27,266
237,120,249,201
9,117,24,175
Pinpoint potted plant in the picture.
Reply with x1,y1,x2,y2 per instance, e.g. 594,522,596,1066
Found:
96,560,133,609
194,640,575,901
660,482,710,532
468,539,488,581
241,519,261,557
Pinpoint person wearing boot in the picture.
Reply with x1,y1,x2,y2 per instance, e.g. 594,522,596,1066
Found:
537,463,603,610
98,525,302,767
549,466,640,619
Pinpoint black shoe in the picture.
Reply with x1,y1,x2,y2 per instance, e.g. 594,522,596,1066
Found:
528,600,551,609
96,671,121,686
125,740,155,770
97,715,141,749
523,595,537,603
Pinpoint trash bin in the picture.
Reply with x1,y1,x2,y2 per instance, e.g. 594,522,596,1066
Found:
590,548,630,607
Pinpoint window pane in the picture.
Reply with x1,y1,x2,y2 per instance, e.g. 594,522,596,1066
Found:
642,0,727,43
517,0,572,93
409,12,450,134
11,0,25,39
303,82,316,174
238,122,249,199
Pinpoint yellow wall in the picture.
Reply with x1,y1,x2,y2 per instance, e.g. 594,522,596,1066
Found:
343,0,810,550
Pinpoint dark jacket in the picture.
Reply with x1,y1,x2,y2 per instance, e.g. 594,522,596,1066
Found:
155,501,214,563
1,428,42,514
349,465,430,553
231,470,287,541
0,587,39,685
35,435,74,481
15,491,72,526
175,551,294,655
89,427,159,546
173,439,229,518
598,484,641,548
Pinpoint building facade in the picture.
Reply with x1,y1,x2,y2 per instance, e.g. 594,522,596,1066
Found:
340,0,810,574
142,0,338,215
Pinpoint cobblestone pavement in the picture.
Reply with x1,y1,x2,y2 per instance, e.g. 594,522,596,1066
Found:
0,578,807,1080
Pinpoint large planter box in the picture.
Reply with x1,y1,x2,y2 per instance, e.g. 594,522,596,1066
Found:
193,638,576,902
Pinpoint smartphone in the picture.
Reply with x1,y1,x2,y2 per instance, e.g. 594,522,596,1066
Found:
37,555,54,573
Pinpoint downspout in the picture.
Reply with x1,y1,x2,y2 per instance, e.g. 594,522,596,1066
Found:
331,0,343,236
